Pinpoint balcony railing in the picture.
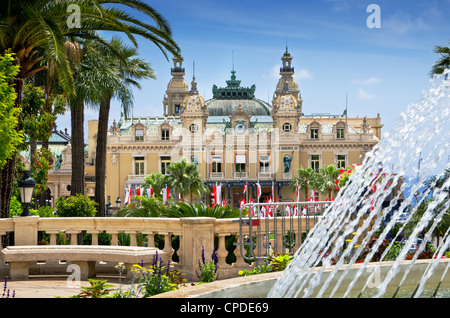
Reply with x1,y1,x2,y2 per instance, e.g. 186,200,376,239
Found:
0,212,321,281
234,172,248,179
210,172,224,179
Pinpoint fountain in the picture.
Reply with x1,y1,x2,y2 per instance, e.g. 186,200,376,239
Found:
269,71,450,298
155,72,450,298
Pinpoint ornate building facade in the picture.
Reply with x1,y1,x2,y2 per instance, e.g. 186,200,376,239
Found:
103,49,383,207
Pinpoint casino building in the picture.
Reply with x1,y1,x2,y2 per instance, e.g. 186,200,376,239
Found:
101,49,382,207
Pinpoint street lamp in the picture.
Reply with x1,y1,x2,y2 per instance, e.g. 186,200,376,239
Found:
115,197,122,210
105,201,111,217
18,170,36,216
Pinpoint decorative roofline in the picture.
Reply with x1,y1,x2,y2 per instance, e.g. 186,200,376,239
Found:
212,70,256,99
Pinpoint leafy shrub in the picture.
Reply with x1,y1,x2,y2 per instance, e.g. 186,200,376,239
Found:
70,279,115,298
130,253,182,297
196,246,219,283
239,253,293,276
55,194,97,217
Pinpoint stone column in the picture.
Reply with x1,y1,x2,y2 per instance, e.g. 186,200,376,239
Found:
12,216,39,246
179,217,216,281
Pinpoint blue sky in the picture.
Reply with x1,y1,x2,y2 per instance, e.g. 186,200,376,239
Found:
55,0,450,141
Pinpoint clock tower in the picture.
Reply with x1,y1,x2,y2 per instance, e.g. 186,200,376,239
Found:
229,104,251,135
271,81,302,134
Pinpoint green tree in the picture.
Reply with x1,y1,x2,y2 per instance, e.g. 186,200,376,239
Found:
318,164,340,200
90,37,155,216
117,195,166,217
163,201,240,218
0,53,22,171
166,158,209,202
430,42,450,78
290,166,321,200
55,193,97,217
142,172,170,198
0,0,180,216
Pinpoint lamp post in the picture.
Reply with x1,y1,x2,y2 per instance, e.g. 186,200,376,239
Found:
18,170,36,217
105,201,111,217
115,197,122,211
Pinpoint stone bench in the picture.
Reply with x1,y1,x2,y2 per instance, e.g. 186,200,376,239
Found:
0,245,167,280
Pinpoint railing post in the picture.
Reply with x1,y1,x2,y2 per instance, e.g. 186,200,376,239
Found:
179,217,215,281
12,216,39,246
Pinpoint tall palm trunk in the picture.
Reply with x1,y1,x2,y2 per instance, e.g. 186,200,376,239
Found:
70,100,85,196
94,96,111,217
0,78,23,218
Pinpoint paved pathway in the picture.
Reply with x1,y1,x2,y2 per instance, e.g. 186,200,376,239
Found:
2,275,133,298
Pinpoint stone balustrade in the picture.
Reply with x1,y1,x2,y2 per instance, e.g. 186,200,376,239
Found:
0,215,319,281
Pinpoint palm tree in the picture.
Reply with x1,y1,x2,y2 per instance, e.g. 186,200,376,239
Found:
163,201,240,218
318,164,340,200
86,38,155,216
166,158,209,202
290,166,321,201
430,42,450,78
142,172,170,198
117,195,165,217
0,0,180,216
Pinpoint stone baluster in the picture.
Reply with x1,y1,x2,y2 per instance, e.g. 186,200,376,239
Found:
129,231,137,246
68,231,80,245
233,233,249,268
110,231,119,246
160,232,174,260
46,231,59,245
143,232,154,247
216,234,228,268
89,231,99,245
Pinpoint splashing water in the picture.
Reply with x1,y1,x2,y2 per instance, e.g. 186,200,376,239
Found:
268,72,450,298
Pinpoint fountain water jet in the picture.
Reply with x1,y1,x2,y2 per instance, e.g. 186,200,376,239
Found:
269,71,450,298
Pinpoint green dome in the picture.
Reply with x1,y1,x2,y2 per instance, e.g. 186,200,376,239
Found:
206,70,272,116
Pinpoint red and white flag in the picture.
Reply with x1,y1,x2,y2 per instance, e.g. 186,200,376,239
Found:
256,183,262,201
146,187,154,198
285,205,291,216
239,198,245,209
243,183,248,194
212,185,222,206
222,197,226,207
271,181,275,201
124,187,131,204
163,187,170,204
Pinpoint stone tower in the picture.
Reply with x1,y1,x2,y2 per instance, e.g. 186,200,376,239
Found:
163,56,189,116
273,48,302,111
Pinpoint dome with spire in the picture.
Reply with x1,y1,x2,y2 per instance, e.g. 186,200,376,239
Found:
274,47,300,99
206,70,271,117
272,82,300,113
180,73,207,114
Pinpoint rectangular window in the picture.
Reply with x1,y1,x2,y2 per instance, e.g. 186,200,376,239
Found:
336,154,346,169
310,154,320,171
161,129,169,141
134,156,145,175
310,128,319,139
336,128,345,139
259,154,270,172
175,105,180,114
235,154,246,172
161,156,171,175
135,129,144,141
212,155,222,173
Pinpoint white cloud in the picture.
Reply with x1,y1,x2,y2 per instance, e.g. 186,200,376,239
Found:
295,69,312,80
352,76,382,85
358,88,375,100
383,12,431,34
